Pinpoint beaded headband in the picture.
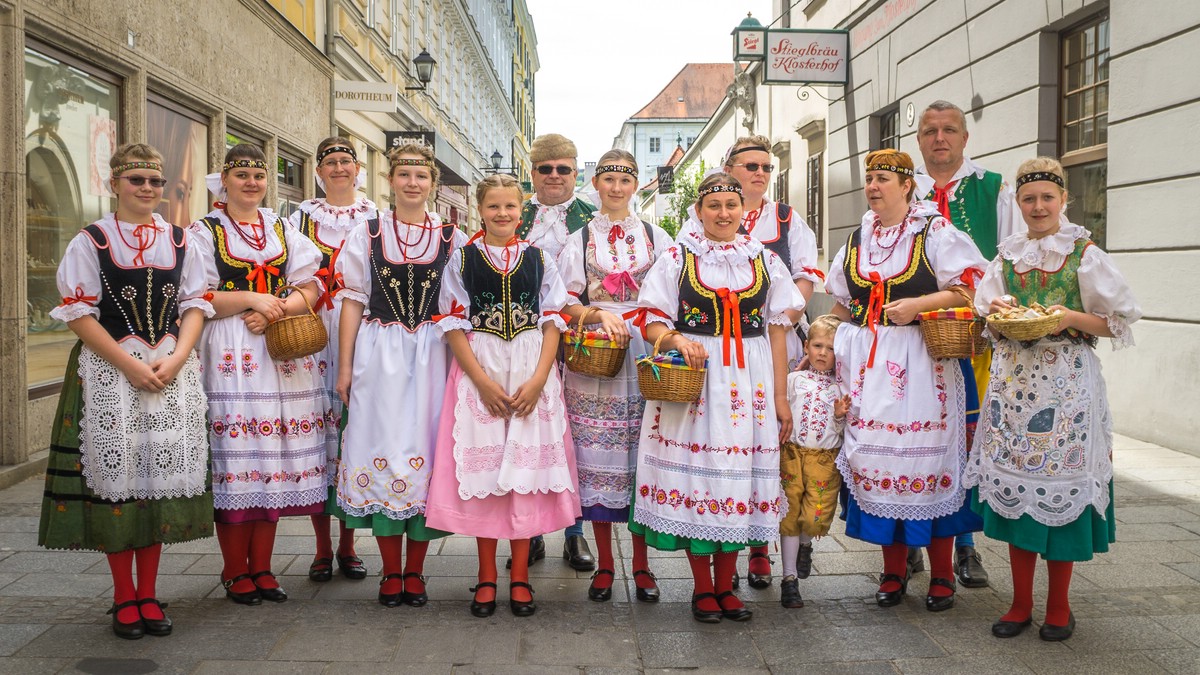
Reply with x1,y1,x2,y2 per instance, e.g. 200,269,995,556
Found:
223,159,268,172
1016,171,1064,189
698,184,743,199
392,158,435,168
112,161,162,176
317,145,357,163
867,162,915,177
728,145,769,159
596,164,638,177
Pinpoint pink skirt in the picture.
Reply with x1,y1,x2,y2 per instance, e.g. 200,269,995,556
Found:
425,361,581,540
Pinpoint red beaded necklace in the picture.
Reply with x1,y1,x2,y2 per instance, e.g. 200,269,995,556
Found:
224,207,268,251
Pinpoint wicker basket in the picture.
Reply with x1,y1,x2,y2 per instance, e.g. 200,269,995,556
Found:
636,330,706,403
919,308,989,359
562,308,628,378
986,310,1064,342
265,284,328,361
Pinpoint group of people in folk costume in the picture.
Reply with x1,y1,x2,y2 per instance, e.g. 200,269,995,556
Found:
39,99,1140,643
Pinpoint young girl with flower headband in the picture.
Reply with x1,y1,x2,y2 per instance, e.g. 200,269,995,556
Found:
825,149,987,613
39,143,213,639
630,172,806,624
425,173,580,618
332,143,466,608
288,137,378,584
965,157,1141,642
190,143,327,607
557,149,670,603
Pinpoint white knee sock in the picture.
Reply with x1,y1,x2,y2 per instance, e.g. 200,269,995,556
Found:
781,535,800,578
798,533,813,545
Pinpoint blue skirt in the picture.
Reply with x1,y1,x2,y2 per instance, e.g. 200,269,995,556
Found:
583,504,629,523
839,484,981,547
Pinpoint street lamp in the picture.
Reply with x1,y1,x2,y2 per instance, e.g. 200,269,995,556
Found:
405,49,436,91
481,149,517,175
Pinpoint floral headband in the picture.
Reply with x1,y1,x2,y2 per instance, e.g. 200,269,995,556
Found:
392,158,435,168
596,164,637,177
112,161,162,176
867,162,915,177
317,145,357,163
698,184,743,198
223,159,268,172
1016,171,1064,189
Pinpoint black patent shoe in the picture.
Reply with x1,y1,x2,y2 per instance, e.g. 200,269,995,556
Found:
509,581,537,617
955,545,989,588
780,576,804,609
633,570,660,603
337,554,368,580
469,581,497,618
907,546,925,575
308,556,334,582
107,600,145,640
992,617,1033,638
137,598,172,637
731,572,741,590
925,577,957,612
250,571,288,603
875,573,907,607
222,574,262,606
587,569,614,602
796,543,814,580
378,573,404,608
563,535,596,571
747,551,772,589
1039,612,1076,642
716,590,753,621
691,592,723,623
401,572,428,607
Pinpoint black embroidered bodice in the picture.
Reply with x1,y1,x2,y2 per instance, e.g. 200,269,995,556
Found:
674,248,772,338
842,223,940,327
82,224,186,345
746,203,794,274
201,216,289,294
366,218,455,329
461,244,544,342
295,209,335,271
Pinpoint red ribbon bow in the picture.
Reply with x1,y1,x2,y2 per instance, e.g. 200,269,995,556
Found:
129,223,161,267
715,287,746,368
314,246,344,311
432,300,467,323
61,285,98,306
801,266,827,282
623,307,670,340
932,179,959,220
245,263,281,294
607,223,626,245
864,271,887,369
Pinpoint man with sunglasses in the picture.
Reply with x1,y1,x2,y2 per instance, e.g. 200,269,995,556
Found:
509,133,597,573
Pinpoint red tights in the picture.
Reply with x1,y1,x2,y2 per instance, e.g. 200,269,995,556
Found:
589,523,655,590
1003,544,1074,626
310,515,357,559
106,544,165,623
216,520,280,592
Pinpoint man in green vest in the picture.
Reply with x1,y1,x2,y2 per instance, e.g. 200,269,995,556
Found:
913,100,1024,590
508,133,596,573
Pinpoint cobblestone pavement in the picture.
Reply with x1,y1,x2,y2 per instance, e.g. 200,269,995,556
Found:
1,434,1199,674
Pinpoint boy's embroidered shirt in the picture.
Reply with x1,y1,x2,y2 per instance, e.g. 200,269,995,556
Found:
785,369,844,450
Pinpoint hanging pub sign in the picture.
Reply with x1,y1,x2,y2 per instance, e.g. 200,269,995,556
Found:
657,166,675,194
762,29,850,85
731,13,766,62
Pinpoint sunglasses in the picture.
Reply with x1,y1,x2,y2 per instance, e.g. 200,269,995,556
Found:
535,165,574,175
118,175,169,188
731,163,775,174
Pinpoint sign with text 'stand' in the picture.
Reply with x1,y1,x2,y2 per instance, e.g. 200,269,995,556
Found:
762,30,849,86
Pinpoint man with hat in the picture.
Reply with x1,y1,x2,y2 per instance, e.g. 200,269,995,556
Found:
913,100,1024,590
509,133,596,572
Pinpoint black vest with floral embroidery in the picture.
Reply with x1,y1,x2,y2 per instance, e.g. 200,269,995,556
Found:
674,248,771,338
842,223,939,328
82,224,186,345
461,244,544,341
365,218,455,329
201,216,289,294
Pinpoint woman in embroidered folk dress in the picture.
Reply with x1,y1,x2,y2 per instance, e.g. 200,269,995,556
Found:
39,144,212,639
557,150,669,603
965,158,1141,641
826,149,988,612
630,173,805,624
288,137,377,583
333,143,465,607
425,173,581,618
191,144,328,606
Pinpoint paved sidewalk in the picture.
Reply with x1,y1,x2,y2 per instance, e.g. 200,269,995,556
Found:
0,434,1199,674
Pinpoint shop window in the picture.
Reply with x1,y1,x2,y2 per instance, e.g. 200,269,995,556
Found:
807,152,824,251
1061,14,1109,247
147,95,209,227
23,46,121,388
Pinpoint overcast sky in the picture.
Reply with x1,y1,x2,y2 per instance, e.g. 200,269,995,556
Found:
525,0,773,163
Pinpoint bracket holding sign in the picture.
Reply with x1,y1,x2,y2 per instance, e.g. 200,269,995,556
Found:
762,29,850,87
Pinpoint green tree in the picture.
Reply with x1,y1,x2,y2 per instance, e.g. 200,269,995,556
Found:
657,159,706,239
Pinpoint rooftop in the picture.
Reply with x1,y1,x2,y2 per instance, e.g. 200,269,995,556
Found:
630,63,734,120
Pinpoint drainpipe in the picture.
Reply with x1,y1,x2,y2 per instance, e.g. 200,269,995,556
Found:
326,0,337,136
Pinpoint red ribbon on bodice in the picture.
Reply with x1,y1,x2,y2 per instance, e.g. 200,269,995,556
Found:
864,271,887,369
314,246,344,311
245,263,280,294
932,179,959,220
715,287,745,368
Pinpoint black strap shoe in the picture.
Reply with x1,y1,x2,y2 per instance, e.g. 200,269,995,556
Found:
691,592,723,623
563,535,596,571
925,577,957,612
875,573,907,607
992,617,1032,638
250,571,288,603
747,551,772,589
780,576,804,608
308,556,334,583
107,600,145,640
137,598,172,637
337,554,368,580
401,572,428,607
222,574,262,606
378,573,405,608
588,569,614,602
716,590,753,621
469,581,497,617
796,543,814,580
509,581,537,617
633,570,660,603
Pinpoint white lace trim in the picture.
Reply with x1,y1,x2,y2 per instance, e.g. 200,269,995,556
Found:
213,487,327,511
997,223,1090,267
335,496,423,522
178,297,215,318
580,494,636,510
297,198,377,232
768,313,795,327
50,303,99,323
77,344,209,502
632,509,782,544
1106,314,1136,350
339,289,369,306
679,231,764,260
589,212,641,238
537,314,568,331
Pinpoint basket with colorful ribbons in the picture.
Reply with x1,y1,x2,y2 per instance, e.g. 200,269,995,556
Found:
636,329,707,403
265,285,328,361
918,306,989,359
562,307,627,378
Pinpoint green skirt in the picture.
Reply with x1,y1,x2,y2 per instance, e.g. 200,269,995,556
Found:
971,483,1115,562
327,498,447,541
628,518,764,555
38,342,214,554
